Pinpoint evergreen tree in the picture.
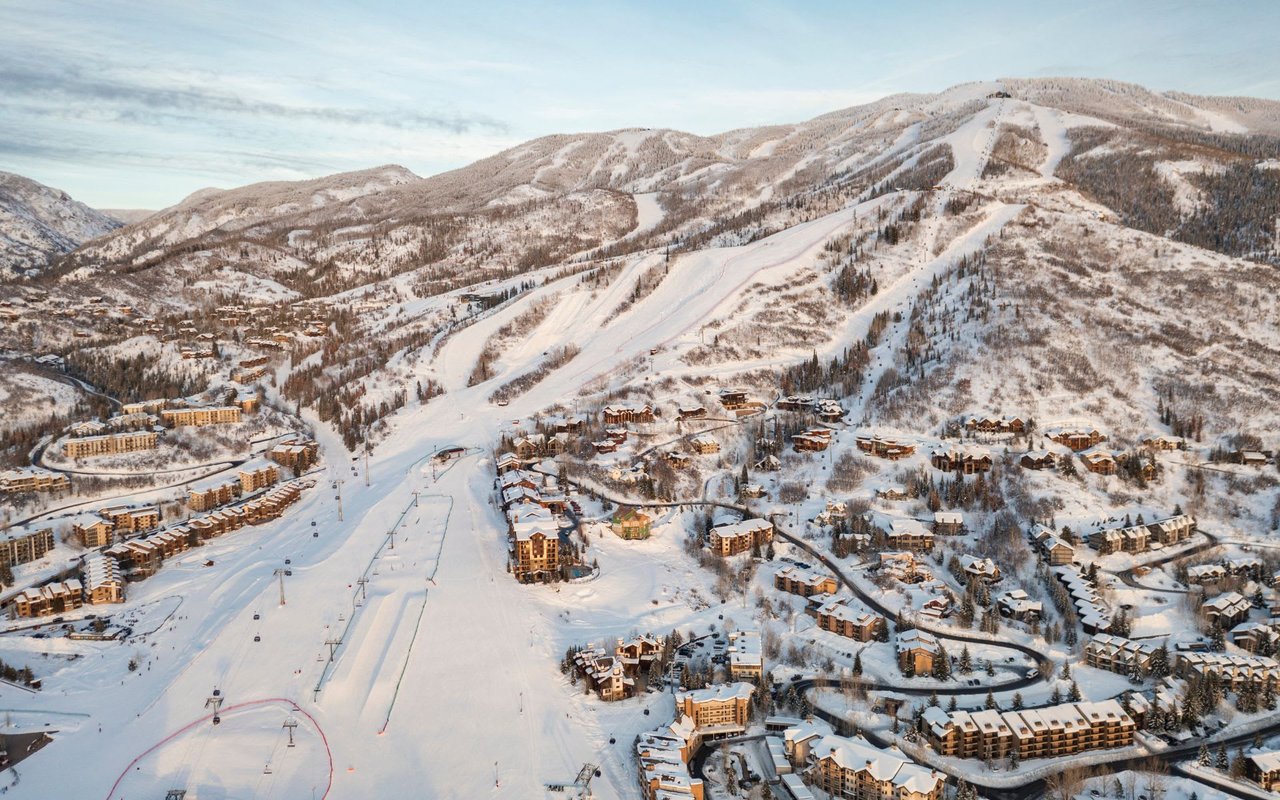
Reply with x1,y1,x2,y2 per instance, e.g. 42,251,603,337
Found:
1012,692,1024,710
985,690,998,710
1068,680,1082,702
959,645,973,674
852,652,863,676
1050,686,1062,705
1198,744,1211,767
1216,743,1229,770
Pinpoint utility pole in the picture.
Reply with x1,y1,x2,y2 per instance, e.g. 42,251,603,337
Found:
283,717,298,747
325,637,341,662
273,568,288,605
413,490,419,508
357,576,368,602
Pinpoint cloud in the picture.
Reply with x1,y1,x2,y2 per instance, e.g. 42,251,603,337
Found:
0,57,509,135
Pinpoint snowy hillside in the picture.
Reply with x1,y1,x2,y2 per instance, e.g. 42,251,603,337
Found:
0,171,120,276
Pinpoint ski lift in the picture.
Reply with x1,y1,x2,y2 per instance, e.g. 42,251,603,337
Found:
253,613,260,620
313,531,319,538
213,715,221,725
254,635,261,643
263,763,272,775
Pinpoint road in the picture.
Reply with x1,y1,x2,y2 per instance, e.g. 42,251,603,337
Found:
537,467,1055,691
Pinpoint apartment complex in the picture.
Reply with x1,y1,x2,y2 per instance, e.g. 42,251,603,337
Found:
675,683,754,736
896,629,940,674
1084,634,1153,674
12,580,83,618
635,719,704,800
1087,514,1195,555
1176,652,1280,690
775,566,838,597
239,464,280,493
809,734,944,800
708,518,773,556
923,699,1136,761
887,519,935,552
63,430,158,458
0,527,55,567
268,440,319,472
189,479,240,512
0,467,69,494
83,554,126,604
160,406,242,427
816,599,884,641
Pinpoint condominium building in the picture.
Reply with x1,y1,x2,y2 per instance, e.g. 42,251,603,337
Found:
887,519,934,552
808,734,944,800
1203,591,1252,629
635,720,704,800
189,480,240,512
775,566,839,598
12,580,84,618
1084,634,1153,675
1246,751,1280,792
1176,652,1280,690
99,504,161,535
239,464,280,493
896,629,940,674
74,516,115,548
83,555,125,604
707,518,773,556
0,527,55,567
268,440,319,472
816,600,884,642
923,699,1135,761
63,430,158,458
675,683,754,736
160,406,242,427
0,467,69,494
510,528,561,583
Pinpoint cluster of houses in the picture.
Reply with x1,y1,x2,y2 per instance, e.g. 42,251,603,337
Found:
494,452,574,583
573,634,663,701
922,698,1136,761
3,480,307,620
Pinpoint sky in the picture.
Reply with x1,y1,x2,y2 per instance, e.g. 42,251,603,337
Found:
3,0,1279,209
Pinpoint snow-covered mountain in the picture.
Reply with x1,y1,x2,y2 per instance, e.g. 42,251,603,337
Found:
7,76,1280,449
0,171,121,276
